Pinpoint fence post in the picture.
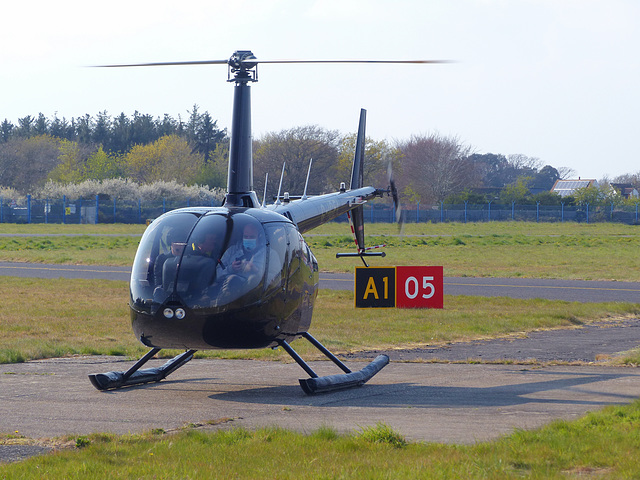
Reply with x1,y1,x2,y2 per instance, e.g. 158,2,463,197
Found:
45,198,48,224
488,201,492,222
138,199,142,224
417,201,420,223
78,198,82,224
464,201,468,223
113,198,117,224
536,202,540,222
63,195,66,224
95,195,99,224
0,197,3,223
561,202,564,222
27,195,31,224
440,201,444,223
511,201,515,220
586,203,589,224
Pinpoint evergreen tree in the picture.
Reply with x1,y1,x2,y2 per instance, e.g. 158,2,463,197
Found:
0,119,13,142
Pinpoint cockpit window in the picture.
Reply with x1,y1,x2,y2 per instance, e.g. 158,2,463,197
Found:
264,224,288,292
203,214,267,307
130,212,199,312
131,211,273,313
170,214,227,303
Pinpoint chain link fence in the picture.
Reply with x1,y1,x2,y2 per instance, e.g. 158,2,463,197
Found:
2,196,639,225
0,196,221,224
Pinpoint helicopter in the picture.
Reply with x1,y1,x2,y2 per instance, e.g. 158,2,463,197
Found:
89,51,446,394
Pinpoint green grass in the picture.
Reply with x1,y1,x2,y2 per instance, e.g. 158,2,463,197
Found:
4,401,640,478
0,277,638,364
0,235,141,265
308,222,640,280
1,221,639,280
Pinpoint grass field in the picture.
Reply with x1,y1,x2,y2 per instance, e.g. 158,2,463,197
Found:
1,277,639,365
0,221,638,281
1,221,639,476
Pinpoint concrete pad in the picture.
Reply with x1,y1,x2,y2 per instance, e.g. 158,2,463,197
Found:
1,356,639,444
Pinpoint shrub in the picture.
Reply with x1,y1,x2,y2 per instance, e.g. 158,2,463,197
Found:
33,178,225,204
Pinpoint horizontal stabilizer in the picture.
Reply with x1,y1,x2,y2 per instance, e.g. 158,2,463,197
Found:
335,251,386,258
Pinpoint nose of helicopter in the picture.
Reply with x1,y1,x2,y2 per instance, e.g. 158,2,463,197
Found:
129,208,299,349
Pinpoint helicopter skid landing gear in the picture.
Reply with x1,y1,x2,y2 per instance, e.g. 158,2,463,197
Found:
279,332,389,394
89,348,197,390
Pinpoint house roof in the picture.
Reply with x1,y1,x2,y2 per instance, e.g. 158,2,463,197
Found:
551,179,597,197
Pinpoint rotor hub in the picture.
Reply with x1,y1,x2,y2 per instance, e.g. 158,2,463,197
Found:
228,50,258,82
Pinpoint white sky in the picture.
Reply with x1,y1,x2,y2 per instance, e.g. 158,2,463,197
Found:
1,0,638,180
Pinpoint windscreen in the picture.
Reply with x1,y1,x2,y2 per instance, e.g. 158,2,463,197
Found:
130,212,199,313
131,211,274,313
179,213,267,308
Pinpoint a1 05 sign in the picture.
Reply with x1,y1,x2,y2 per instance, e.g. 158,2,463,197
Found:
355,266,443,309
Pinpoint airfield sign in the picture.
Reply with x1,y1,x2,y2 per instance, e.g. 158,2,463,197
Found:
355,266,444,308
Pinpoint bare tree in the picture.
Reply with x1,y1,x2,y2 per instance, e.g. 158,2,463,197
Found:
253,125,341,198
397,133,476,203
556,166,577,180
0,135,61,192
333,134,402,190
506,154,542,173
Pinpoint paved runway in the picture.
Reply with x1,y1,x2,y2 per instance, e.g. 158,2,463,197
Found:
1,260,639,461
2,356,639,445
1,262,638,302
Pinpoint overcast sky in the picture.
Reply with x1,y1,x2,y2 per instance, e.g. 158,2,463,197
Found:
1,0,638,180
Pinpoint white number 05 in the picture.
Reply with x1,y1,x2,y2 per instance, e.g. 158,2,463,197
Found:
404,276,435,299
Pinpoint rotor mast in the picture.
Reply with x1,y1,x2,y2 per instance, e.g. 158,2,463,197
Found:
225,51,260,208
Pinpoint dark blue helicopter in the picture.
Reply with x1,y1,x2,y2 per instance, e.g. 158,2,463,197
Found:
89,51,443,394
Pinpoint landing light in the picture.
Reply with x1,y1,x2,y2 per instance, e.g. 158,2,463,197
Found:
175,308,186,319
163,308,174,319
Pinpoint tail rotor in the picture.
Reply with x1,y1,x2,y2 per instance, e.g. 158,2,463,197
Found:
387,161,405,234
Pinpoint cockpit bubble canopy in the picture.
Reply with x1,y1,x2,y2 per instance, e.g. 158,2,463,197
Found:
130,211,269,312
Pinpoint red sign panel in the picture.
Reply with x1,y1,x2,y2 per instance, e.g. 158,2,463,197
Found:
395,266,444,309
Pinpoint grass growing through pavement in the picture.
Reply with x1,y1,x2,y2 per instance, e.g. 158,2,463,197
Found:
0,278,638,364
4,401,640,478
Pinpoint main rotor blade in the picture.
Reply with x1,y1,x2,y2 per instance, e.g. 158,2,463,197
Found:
94,59,453,68
94,60,230,68
252,59,452,64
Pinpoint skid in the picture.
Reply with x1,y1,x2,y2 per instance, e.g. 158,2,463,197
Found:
279,332,389,394
89,348,197,390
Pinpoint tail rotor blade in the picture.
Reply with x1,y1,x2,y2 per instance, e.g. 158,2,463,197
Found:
387,160,404,234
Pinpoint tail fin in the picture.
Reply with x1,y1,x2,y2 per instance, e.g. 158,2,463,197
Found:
336,108,386,266
350,109,366,191
350,109,366,254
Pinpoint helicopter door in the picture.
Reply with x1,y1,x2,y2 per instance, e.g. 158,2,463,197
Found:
264,223,288,294
284,223,302,296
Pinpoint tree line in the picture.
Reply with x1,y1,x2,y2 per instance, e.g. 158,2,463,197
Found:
1,110,638,207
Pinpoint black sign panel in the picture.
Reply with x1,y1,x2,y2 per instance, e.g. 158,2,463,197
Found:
355,266,396,308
